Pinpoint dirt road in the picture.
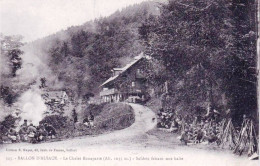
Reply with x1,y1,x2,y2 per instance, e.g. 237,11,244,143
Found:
0,103,258,166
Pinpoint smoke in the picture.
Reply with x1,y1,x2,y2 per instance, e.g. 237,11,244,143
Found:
15,43,61,87
1,40,62,124
17,86,47,125
12,42,63,125
0,101,13,122
0,33,72,126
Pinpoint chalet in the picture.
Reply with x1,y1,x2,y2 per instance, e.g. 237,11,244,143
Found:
100,54,149,103
40,90,71,115
41,90,69,105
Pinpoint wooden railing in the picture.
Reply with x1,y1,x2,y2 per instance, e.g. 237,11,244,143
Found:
100,88,119,96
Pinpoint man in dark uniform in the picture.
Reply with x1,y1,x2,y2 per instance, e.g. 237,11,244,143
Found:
44,123,56,139
88,112,95,128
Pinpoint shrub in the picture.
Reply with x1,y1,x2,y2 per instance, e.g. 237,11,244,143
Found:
0,115,19,143
80,103,105,122
39,115,68,130
0,115,18,135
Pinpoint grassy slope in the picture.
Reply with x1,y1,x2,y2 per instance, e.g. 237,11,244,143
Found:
57,102,135,139
94,103,135,130
95,103,133,122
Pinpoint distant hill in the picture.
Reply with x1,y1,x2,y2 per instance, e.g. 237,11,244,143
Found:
21,1,161,99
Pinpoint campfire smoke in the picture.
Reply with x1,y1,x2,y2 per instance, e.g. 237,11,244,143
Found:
17,86,47,125
1,34,67,125
13,41,65,125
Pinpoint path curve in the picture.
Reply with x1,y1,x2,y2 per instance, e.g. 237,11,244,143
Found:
1,104,258,166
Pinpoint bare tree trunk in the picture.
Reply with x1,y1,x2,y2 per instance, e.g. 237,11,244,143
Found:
256,0,260,125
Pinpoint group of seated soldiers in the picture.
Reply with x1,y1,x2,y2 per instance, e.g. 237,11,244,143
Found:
157,108,223,145
5,113,95,144
179,118,222,145
6,119,56,144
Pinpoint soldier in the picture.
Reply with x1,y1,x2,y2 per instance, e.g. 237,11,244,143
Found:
19,119,28,142
27,123,37,143
19,125,28,142
83,116,90,127
88,112,95,128
21,119,28,128
180,129,189,145
195,127,204,143
44,123,56,139
34,125,47,143
7,126,18,143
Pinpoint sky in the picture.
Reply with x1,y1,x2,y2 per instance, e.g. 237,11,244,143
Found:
0,0,149,42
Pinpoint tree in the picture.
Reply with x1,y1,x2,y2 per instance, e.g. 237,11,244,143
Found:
72,108,78,123
140,0,257,119
0,34,23,77
0,85,15,105
223,0,257,122
83,92,94,102
0,34,24,107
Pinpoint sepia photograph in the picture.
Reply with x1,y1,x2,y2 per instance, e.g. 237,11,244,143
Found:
0,0,259,166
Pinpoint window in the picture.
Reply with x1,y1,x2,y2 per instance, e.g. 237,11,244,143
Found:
132,82,135,87
137,69,142,73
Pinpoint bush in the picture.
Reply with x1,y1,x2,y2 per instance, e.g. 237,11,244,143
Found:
86,103,105,116
39,115,68,130
95,103,132,120
0,115,18,143
80,103,105,122
0,115,18,135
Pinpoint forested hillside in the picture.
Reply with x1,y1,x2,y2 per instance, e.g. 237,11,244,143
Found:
139,0,258,123
22,1,160,99
0,0,258,127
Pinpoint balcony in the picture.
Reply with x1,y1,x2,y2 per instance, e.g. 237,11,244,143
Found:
127,87,145,94
100,88,119,96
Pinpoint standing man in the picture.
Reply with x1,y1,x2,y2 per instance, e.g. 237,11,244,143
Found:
88,112,95,128
72,108,78,123
72,108,78,129
27,123,37,143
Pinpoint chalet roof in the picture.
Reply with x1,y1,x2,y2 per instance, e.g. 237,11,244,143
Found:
100,53,144,87
100,75,120,87
42,91,67,99
113,68,124,71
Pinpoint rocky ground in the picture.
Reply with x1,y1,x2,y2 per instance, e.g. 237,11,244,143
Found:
0,103,258,166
